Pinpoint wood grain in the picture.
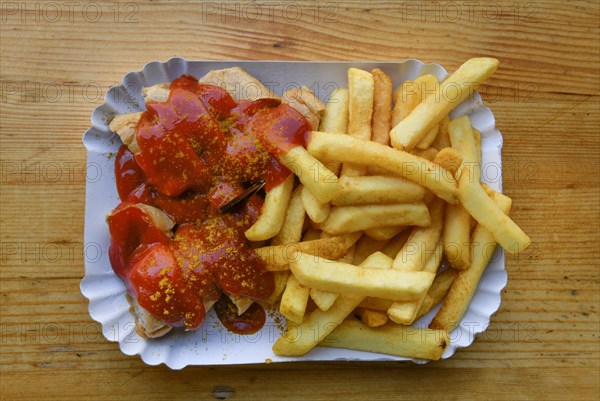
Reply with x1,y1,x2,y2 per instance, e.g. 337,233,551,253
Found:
1,0,599,400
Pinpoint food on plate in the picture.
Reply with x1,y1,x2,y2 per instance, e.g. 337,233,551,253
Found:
104,58,530,360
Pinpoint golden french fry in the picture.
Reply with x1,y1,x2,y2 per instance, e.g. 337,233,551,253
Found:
443,202,472,270
410,147,438,161
273,252,393,356
449,115,480,182
333,175,426,206
280,274,310,324
256,237,347,271
371,68,393,145
318,88,349,176
271,185,306,245
341,68,374,177
393,198,444,271
433,147,463,176
430,188,512,330
356,308,389,327
290,252,434,301
381,230,411,259
301,186,331,224
321,319,450,360
458,168,530,253
390,58,499,151
321,203,430,235
416,268,458,319
388,240,443,324
245,175,294,241
392,74,439,127
280,146,339,204
309,243,356,311
353,235,389,265
307,131,458,204
364,226,408,241
432,115,451,150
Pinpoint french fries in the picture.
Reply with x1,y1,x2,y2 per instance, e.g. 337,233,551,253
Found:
390,58,499,151
279,146,338,204
318,88,349,175
321,203,431,234
301,186,330,223
458,168,531,253
290,252,434,301
182,59,530,361
430,188,512,330
370,68,393,145
333,175,426,206
245,175,294,241
341,68,374,177
307,131,458,204
393,198,444,271
273,252,393,356
255,237,347,271
321,319,449,360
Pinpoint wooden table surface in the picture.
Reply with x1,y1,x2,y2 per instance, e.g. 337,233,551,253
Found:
1,1,599,400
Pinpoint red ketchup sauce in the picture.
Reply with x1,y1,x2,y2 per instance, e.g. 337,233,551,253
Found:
108,75,310,334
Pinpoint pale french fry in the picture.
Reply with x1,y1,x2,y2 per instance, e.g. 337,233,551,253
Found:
415,124,439,150
388,240,443,324
390,58,499,151
364,226,407,241
271,185,306,245
416,268,458,319
356,308,389,327
353,235,389,265
318,88,349,176
410,147,438,161
245,175,294,241
309,244,355,311
273,252,393,356
393,198,444,271
432,115,451,150
301,186,331,223
333,175,426,206
321,319,450,360
280,274,310,324
321,203,430,235
392,75,437,126
341,68,374,177
279,146,338,204
256,237,347,271
433,147,463,176
371,68,393,145
307,131,458,204
430,188,512,330
449,115,480,182
458,168,530,253
290,252,434,301
381,230,411,259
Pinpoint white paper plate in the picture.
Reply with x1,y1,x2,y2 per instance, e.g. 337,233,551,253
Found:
81,58,506,369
